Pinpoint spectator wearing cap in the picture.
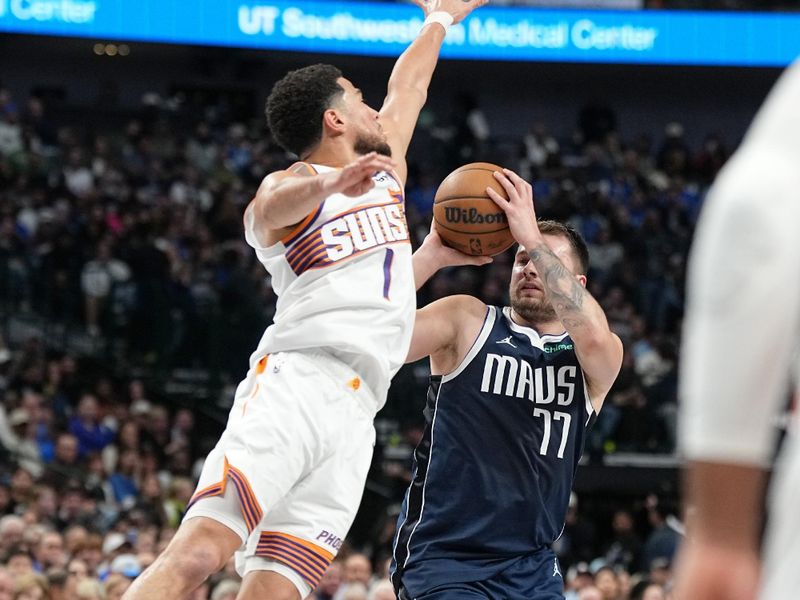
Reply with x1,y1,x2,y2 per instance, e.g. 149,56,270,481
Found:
109,553,141,580
68,394,115,457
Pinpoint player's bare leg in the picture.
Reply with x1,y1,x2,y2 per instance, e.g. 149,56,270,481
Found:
237,571,301,600
122,517,242,600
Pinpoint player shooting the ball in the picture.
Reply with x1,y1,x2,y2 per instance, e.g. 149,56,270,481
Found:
394,167,623,600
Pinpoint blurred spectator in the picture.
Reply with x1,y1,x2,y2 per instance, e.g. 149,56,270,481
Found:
603,510,642,572
593,566,622,600
0,568,12,600
641,496,681,572
367,579,394,600
11,571,48,599
41,434,82,491
33,531,66,572
69,394,115,457
578,585,604,600
209,579,239,600
311,562,342,600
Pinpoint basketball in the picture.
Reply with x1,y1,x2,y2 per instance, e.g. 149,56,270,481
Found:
432,162,516,257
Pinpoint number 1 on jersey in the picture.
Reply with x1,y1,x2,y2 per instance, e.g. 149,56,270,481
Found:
382,248,394,300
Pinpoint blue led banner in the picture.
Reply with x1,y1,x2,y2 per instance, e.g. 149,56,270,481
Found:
1,0,799,66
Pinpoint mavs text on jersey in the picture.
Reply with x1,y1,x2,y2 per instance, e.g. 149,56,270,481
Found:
392,306,596,599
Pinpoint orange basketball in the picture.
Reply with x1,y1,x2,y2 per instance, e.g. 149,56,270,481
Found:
432,162,516,257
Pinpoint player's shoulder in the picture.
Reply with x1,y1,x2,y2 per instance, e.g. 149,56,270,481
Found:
265,161,318,182
428,294,488,320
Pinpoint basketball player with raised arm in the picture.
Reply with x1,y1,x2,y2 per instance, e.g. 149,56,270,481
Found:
392,169,623,599
123,2,488,599
673,61,800,600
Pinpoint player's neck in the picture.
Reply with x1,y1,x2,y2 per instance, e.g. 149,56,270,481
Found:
304,138,359,169
508,308,565,336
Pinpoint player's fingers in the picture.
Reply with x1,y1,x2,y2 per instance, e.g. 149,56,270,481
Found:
491,171,517,198
486,186,509,209
409,0,427,10
503,168,533,199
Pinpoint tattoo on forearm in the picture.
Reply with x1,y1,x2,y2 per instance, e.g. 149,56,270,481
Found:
528,244,588,328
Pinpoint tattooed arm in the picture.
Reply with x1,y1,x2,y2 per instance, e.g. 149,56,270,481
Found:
488,169,623,409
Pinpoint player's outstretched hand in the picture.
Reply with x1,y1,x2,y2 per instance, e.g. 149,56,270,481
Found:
322,152,396,198
485,168,541,250
412,0,489,25
419,221,492,269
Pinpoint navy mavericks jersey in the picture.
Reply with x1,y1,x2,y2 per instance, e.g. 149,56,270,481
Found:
391,306,596,597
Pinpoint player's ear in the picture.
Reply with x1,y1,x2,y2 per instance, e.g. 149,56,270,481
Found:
322,108,346,136
577,274,587,288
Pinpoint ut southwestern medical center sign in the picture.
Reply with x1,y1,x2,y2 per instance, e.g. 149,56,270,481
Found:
1,0,799,66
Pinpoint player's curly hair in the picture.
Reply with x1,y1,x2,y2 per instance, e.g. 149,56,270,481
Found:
265,64,344,158
537,219,590,274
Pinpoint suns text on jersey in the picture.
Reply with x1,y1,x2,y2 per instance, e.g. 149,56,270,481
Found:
320,203,409,261
480,353,576,405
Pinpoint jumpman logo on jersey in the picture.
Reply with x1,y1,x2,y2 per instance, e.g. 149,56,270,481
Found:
553,558,561,578
496,335,517,348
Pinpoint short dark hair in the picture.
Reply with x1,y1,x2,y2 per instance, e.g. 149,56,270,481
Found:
537,219,590,274
265,64,344,158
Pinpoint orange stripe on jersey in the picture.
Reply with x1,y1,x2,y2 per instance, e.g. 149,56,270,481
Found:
185,458,263,535
255,355,269,375
186,457,231,508
260,531,335,562
288,162,317,176
227,465,263,533
280,162,324,246
255,531,335,587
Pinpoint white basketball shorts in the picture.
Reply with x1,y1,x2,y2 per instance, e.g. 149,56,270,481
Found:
183,349,377,596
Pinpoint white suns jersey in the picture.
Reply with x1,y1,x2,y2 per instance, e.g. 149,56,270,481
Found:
243,163,415,410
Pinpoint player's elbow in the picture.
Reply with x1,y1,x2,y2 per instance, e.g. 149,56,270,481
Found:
252,194,288,230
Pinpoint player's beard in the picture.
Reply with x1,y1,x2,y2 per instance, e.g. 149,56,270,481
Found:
354,131,392,157
510,286,558,324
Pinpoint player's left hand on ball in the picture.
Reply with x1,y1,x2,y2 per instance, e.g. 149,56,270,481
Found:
422,222,492,268
486,169,541,249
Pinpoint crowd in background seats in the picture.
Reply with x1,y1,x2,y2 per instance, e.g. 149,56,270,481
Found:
0,78,713,597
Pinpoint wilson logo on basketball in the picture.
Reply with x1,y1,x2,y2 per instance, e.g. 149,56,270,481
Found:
444,207,508,225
